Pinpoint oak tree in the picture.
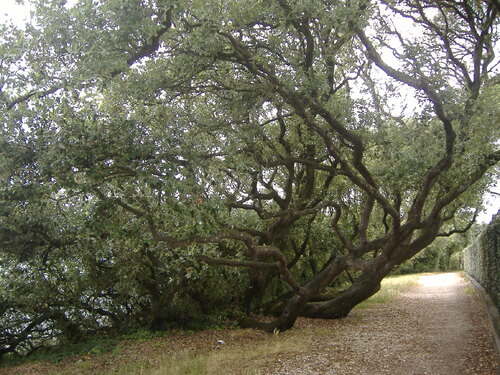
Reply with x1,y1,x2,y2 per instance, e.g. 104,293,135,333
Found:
0,0,498,352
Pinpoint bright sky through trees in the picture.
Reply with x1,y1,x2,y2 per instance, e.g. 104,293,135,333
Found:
0,0,498,224
1,0,30,25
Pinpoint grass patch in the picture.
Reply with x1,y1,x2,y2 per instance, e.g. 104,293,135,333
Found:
121,328,172,341
14,328,312,375
1,336,120,368
355,274,420,309
0,328,175,369
111,330,309,375
464,285,477,295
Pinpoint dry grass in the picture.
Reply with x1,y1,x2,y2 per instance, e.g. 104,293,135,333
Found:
109,330,309,375
355,273,420,309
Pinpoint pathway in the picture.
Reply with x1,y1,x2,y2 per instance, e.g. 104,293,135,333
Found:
263,273,499,375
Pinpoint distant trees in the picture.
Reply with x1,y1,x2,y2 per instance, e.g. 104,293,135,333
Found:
0,0,498,358
394,231,475,274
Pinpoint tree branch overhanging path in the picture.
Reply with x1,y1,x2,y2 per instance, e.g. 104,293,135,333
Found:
0,0,498,356
263,273,499,375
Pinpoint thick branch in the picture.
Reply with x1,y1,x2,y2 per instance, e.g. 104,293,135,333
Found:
197,255,278,270
358,195,375,245
355,25,457,221
6,86,61,111
438,210,478,237
111,6,173,77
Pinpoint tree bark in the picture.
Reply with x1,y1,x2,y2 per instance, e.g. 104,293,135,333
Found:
242,256,348,332
301,269,384,318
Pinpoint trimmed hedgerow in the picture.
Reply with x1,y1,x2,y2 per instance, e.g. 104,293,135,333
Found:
463,211,499,311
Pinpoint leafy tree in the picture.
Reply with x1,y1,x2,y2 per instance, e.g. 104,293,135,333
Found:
0,0,498,352
394,231,472,274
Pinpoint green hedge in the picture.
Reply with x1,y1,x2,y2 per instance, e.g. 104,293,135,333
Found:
463,211,500,311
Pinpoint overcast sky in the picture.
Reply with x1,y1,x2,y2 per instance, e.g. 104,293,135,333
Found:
0,1,498,223
1,0,31,26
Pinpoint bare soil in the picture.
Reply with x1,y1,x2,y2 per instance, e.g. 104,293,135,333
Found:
1,272,498,375
262,272,499,375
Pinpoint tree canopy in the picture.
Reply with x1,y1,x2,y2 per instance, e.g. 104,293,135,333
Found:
0,0,498,358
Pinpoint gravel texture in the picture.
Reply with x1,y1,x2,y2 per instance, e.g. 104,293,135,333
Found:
262,273,499,375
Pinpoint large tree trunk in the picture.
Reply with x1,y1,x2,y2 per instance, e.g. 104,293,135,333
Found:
242,256,348,332
148,284,182,331
299,226,442,319
243,223,443,331
241,291,309,332
243,268,275,313
301,269,385,318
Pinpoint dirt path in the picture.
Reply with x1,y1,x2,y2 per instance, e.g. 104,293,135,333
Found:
263,272,499,375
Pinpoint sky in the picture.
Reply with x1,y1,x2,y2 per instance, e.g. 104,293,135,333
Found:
480,182,500,223
1,1,499,224
0,0,31,26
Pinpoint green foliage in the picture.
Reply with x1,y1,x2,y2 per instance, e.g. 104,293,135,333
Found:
394,232,472,274
0,0,498,356
1,336,119,367
121,328,171,341
463,212,500,310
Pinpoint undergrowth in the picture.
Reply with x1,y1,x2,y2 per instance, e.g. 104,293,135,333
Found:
1,336,120,367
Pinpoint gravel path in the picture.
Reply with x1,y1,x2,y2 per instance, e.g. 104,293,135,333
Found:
263,272,499,375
